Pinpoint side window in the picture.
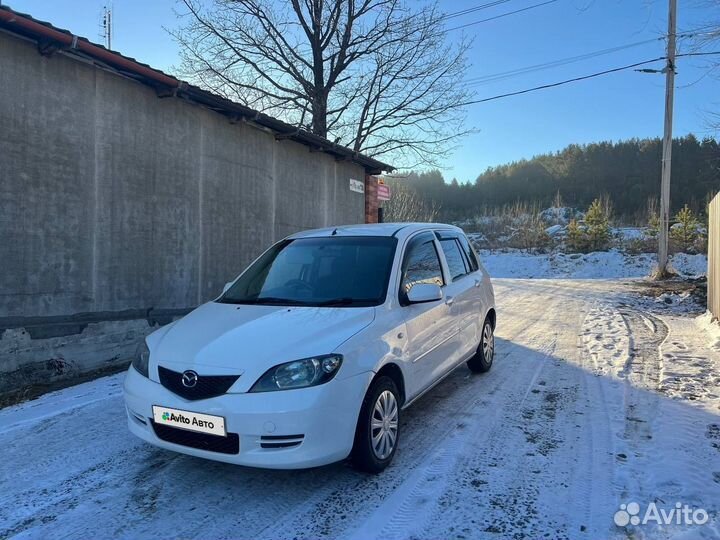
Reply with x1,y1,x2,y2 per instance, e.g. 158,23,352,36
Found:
458,234,479,272
439,238,469,281
400,234,444,299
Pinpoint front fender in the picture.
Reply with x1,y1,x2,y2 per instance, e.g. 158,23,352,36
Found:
335,309,409,382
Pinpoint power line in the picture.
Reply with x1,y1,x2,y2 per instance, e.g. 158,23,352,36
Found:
460,30,713,88
439,0,514,22
461,57,665,105
460,51,720,106
447,0,559,31
676,23,720,39
677,51,720,59
462,37,663,86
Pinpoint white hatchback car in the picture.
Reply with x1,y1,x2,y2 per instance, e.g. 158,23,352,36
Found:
124,223,495,473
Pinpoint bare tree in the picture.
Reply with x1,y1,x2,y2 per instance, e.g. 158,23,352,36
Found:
382,181,439,222
172,0,474,167
688,2,720,130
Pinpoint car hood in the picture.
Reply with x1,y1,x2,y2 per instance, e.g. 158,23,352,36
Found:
148,301,375,391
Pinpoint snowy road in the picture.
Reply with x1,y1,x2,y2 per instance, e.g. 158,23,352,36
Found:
2,279,719,540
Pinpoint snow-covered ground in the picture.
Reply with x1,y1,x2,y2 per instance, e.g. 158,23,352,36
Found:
479,249,708,279
2,279,719,540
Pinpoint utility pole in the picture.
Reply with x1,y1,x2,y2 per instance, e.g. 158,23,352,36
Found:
657,0,677,278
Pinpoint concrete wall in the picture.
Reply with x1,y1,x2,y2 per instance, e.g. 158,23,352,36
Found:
0,31,367,396
709,192,720,321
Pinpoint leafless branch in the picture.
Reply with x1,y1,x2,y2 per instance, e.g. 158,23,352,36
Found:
171,0,475,167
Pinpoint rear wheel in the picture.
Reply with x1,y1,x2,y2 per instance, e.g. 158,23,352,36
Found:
467,317,495,373
351,376,400,473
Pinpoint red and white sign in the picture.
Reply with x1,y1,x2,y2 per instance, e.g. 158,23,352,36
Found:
377,183,391,201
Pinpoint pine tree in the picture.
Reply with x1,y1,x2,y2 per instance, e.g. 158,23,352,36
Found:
567,219,587,252
670,204,698,253
585,198,611,251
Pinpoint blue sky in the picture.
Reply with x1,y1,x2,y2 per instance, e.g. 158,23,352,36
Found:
6,0,718,181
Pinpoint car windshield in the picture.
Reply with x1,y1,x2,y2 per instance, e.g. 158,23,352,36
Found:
218,236,398,307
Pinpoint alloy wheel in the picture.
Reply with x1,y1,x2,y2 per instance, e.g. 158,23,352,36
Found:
482,322,494,364
371,390,398,459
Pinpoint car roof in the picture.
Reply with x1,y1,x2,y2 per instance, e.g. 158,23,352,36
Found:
287,222,463,241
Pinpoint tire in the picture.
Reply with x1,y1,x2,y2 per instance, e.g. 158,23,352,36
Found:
351,376,400,473
467,316,495,373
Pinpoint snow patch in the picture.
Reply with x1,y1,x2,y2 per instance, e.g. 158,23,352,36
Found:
697,312,720,352
479,250,707,279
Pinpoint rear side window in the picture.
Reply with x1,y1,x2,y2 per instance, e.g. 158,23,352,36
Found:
400,233,444,299
458,234,479,272
439,238,469,281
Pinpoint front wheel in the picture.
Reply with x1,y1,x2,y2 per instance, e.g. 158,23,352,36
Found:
467,317,495,373
351,376,400,473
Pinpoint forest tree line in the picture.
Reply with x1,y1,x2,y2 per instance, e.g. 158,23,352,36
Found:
389,135,720,224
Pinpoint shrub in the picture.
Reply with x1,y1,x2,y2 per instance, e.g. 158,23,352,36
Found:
647,199,660,239
508,214,551,251
625,236,657,255
383,181,439,222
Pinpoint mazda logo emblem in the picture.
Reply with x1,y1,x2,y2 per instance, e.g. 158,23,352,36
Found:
181,370,199,388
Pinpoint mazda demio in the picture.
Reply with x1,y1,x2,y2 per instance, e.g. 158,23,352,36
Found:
124,223,495,473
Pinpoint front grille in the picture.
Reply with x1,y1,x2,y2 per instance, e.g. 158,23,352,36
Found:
151,421,240,454
158,365,240,400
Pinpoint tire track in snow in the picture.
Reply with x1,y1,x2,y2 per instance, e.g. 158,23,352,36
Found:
339,283,579,540
419,291,593,540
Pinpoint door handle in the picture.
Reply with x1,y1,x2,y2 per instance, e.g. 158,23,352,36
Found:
445,296,454,306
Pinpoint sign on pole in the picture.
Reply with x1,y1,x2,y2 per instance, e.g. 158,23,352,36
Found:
377,183,391,201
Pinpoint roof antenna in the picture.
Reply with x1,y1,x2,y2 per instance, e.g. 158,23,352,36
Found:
331,228,338,236
101,4,112,49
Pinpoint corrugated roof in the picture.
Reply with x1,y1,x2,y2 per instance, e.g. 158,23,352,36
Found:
0,4,393,174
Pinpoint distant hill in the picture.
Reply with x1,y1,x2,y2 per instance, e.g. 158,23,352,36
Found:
395,135,720,223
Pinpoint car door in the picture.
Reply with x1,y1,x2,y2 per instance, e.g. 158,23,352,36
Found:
435,232,480,369
457,232,489,332
399,232,457,399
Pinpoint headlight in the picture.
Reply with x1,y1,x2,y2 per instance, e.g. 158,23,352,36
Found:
132,340,150,378
249,354,343,392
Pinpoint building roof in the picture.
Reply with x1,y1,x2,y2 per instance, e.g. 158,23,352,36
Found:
0,4,393,174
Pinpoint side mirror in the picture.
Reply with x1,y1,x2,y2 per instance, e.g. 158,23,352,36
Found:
222,282,233,294
406,283,443,304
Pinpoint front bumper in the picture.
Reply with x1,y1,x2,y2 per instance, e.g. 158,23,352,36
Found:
123,366,373,469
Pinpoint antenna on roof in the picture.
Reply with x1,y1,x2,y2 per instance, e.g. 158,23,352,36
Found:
101,5,112,49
